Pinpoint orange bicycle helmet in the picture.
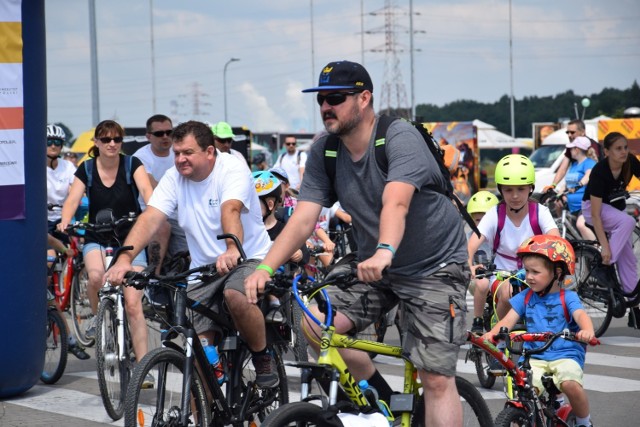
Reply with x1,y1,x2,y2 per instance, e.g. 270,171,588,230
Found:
516,235,575,275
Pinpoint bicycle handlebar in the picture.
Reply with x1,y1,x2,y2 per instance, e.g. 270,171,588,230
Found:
496,329,600,356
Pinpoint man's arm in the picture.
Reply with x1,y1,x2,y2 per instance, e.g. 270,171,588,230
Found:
358,181,413,283
244,200,321,304
107,206,167,284
217,199,245,275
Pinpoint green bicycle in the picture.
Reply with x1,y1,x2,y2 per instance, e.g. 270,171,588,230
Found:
261,262,493,427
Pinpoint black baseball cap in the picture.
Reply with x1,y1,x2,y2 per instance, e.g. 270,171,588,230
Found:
302,60,373,93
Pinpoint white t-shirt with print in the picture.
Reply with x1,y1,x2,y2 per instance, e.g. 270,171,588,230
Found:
134,144,176,212
477,203,557,271
148,153,271,268
274,150,307,189
47,158,76,221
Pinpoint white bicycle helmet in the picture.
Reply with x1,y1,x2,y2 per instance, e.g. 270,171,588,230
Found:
47,124,66,141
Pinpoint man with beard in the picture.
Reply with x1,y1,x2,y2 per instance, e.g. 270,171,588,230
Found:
244,61,469,426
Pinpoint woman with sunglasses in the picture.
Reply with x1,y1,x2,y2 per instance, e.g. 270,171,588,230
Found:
58,120,154,368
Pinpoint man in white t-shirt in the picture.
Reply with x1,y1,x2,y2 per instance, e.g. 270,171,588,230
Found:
211,121,248,165
273,135,307,190
134,115,188,274
108,121,279,388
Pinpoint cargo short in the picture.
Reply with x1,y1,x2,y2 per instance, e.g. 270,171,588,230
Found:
186,259,261,335
325,262,470,377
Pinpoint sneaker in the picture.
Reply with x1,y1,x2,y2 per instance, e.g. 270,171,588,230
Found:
471,317,484,334
252,353,280,388
85,316,97,340
488,356,505,375
589,264,614,287
628,306,640,329
68,342,90,360
141,372,155,389
265,306,285,324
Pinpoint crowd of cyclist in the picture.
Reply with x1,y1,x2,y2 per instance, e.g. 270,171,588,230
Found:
45,60,640,427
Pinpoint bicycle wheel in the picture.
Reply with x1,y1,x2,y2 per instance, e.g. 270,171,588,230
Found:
290,296,309,362
574,243,613,337
124,347,210,427
41,308,68,384
472,348,496,389
96,297,131,420
494,406,529,426
234,344,289,423
412,376,493,427
261,401,324,426
70,267,94,347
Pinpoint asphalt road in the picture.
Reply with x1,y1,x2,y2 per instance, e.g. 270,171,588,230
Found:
1,305,639,426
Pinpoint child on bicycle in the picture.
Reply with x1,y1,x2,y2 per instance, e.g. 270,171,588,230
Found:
468,154,560,326
466,190,499,333
253,171,309,322
483,235,596,427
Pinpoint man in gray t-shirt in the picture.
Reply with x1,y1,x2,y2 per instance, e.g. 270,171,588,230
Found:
245,60,469,425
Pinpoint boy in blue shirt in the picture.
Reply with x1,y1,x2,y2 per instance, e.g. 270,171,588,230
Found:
483,235,596,427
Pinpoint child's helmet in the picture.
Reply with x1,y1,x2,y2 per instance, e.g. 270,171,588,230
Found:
494,154,535,186
517,235,575,275
252,171,282,199
467,191,499,214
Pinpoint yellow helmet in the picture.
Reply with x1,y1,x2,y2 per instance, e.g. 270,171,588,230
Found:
467,191,500,214
494,154,535,186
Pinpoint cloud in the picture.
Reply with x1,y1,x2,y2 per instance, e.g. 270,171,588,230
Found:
238,82,287,131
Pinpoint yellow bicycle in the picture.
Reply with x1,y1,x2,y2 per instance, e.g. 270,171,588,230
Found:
262,262,493,427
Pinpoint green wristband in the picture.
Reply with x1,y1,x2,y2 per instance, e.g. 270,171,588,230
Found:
376,243,397,258
256,264,274,276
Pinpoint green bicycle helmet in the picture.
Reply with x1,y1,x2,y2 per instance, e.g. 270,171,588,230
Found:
494,154,535,186
467,191,499,214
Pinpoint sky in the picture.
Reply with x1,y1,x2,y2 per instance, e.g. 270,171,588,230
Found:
44,0,640,139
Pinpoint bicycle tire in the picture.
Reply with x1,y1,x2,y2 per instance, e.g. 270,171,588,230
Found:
124,347,211,427
70,267,94,347
260,401,324,426
96,297,131,421
290,296,309,362
233,344,289,423
412,376,493,427
574,243,613,337
494,406,529,426
473,348,497,389
41,308,68,384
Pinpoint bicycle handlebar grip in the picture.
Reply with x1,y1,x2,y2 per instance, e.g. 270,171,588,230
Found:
216,233,247,262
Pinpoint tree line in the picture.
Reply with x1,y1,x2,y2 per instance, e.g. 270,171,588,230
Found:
415,80,640,138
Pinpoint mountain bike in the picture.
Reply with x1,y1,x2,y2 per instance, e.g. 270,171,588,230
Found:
468,329,599,427
261,261,493,427
538,191,583,241
122,233,289,427
41,290,68,385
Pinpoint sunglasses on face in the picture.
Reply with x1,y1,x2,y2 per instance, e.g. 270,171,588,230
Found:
216,138,233,144
47,139,64,147
151,130,173,138
285,142,296,146
98,136,124,144
566,130,576,135
316,91,362,106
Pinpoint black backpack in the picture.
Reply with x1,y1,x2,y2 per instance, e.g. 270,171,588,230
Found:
323,115,480,237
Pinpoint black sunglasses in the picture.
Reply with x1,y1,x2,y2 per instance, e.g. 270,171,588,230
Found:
316,91,362,106
47,139,64,147
216,138,233,144
151,130,173,137
566,130,576,135
98,136,124,144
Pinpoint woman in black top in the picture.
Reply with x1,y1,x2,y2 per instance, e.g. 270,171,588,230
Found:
59,120,154,364
582,132,640,297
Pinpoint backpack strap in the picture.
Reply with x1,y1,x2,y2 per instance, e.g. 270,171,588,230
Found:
524,288,570,323
124,155,140,206
493,202,506,254
84,158,95,202
324,134,340,204
528,201,542,235
296,150,302,166
278,152,286,165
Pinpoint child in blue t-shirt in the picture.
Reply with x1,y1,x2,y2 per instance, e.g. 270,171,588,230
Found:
483,235,595,427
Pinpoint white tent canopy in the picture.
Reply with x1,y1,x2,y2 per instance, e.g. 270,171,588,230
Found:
473,119,530,149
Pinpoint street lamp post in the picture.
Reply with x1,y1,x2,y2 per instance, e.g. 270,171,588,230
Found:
223,58,240,122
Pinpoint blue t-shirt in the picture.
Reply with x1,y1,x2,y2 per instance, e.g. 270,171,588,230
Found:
565,158,596,213
509,289,587,368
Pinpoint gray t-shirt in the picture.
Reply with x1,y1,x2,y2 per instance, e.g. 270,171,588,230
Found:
299,117,468,277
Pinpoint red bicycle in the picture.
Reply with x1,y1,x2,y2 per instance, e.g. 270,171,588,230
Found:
467,329,599,427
